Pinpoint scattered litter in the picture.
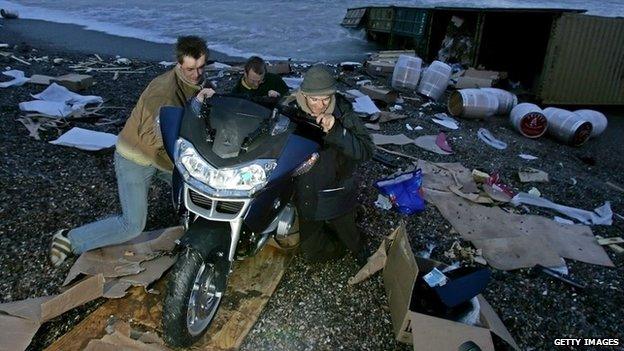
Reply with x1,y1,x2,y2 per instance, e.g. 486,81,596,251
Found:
389,104,403,112
353,95,381,115
158,61,176,67
283,77,303,90
19,83,103,118
518,153,538,160
53,58,64,65
426,189,614,270
472,169,490,183
355,79,372,86
406,123,413,131
17,116,64,140
417,243,436,259
348,225,398,285
518,168,550,183
0,69,29,88
340,61,362,67
528,187,541,197
485,172,515,198
414,125,423,131
374,194,393,210
554,216,575,225
50,127,117,151
511,192,613,225
0,275,104,351
207,61,232,70
423,267,448,287
377,111,407,123
605,181,624,193
114,57,132,65
596,237,624,246
10,55,31,66
375,169,425,215
477,128,507,150
596,235,624,254
364,123,380,130
345,89,365,98
570,177,577,186
435,132,453,154
431,113,459,130
534,264,586,290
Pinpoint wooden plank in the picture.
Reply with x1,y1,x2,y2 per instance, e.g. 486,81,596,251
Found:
596,235,624,254
46,245,292,351
597,237,624,245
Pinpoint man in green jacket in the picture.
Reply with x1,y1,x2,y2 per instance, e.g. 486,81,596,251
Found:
49,36,215,267
231,56,289,99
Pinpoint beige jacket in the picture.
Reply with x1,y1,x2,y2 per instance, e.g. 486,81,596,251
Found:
116,67,200,171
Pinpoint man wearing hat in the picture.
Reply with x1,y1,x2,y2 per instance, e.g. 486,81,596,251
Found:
284,66,374,264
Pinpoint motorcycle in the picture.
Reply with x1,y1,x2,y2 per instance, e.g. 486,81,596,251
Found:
158,95,323,347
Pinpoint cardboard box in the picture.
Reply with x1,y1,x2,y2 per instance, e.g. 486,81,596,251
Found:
383,224,519,351
50,74,94,91
366,60,395,77
359,85,398,104
266,61,291,75
454,76,494,89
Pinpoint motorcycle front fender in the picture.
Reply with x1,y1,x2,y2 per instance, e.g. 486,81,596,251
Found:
178,218,231,291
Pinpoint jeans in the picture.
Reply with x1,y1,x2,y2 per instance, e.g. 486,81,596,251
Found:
68,151,171,254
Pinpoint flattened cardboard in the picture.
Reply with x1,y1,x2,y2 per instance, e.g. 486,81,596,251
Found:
426,190,614,269
50,74,94,91
0,315,40,351
382,225,519,350
366,61,395,76
359,85,398,104
454,76,493,89
28,74,55,85
64,227,183,285
418,160,479,194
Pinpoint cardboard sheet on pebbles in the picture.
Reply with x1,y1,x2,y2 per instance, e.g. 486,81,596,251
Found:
419,162,614,270
0,227,183,351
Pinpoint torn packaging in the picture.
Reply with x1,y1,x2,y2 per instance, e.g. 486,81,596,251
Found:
64,227,184,286
383,224,519,350
425,190,614,270
0,275,105,351
359,85,398,104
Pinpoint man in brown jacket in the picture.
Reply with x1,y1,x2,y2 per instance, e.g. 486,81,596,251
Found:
49,36,215,266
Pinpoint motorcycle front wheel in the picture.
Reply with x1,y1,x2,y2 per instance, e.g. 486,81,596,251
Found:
162,248,223,347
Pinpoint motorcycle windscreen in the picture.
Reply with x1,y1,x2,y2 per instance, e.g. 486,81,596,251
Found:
180,96,293,168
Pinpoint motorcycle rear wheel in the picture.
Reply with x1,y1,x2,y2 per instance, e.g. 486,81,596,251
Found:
163,248,223,347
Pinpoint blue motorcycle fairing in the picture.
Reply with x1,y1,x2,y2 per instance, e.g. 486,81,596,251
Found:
159,106,184,161
242,180,295,233
267,133,319,183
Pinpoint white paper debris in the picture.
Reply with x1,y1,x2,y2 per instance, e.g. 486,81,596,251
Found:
0,69,29,88
553,216,575,225
353,95,381,115
477,128,507,150
50,127,117,151
415,125,424,131
19,83,103,118
512,192,613,226
340,61,362,67
406,123,413,131
158,61,176,67
431,113,459,130
519,154,538,160
283,77,303,90
356,79,372,86
374,194,393,210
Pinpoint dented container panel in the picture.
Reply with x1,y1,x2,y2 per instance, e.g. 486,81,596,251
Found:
540,13,624,105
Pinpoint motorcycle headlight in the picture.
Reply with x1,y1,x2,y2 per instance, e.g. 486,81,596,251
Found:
175,139,276,194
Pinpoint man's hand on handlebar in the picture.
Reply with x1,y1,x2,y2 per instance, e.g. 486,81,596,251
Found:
196,88,216,103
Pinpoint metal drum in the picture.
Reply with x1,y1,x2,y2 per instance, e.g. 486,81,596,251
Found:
574,109,607,138
509,103,548,138
543,107,592,146
447,89,499,119
480,88,518,115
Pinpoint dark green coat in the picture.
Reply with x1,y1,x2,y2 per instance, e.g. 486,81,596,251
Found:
231,72,289,97
290,95,374,221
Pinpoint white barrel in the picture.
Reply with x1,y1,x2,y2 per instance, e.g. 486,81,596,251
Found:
391,55,422,90
509,103,548,139
480,88,518,115
574,109,607,138
417,60,452,101
447,89,499,119
543,107,592,146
